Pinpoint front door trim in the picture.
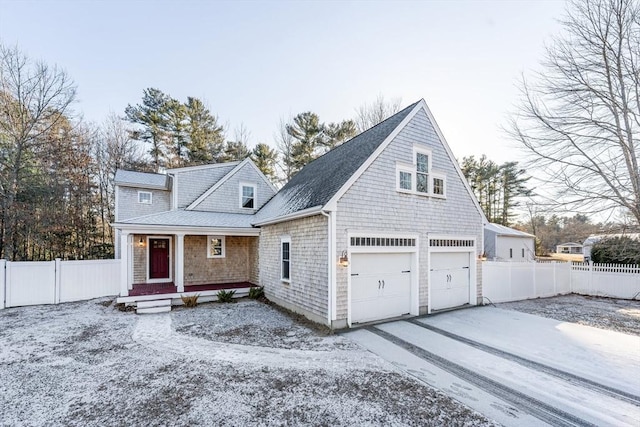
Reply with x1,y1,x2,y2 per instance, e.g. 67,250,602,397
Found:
146,235,173,284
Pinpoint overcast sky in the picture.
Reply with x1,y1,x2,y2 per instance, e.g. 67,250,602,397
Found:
0,0,567,164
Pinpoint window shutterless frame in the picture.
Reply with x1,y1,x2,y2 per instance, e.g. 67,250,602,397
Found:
239,182,257,209
138,191,152,204
281,236,291,282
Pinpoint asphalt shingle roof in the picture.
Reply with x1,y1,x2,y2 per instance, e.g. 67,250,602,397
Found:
485,223,535,238
255,101,419,223
118,210,255,228
114,170,170,190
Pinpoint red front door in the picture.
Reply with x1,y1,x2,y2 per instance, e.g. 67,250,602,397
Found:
149,238,170,279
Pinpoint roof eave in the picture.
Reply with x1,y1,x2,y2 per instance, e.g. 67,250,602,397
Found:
111,223,259,236
252,205,324,227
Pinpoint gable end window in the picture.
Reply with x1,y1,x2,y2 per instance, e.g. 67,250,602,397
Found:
281,237,291,282
431,173,446,198
207,236,225,258
138,191,152,204
415,151,429,194
396,165,414,192
395,146,446,198
240,183,257,209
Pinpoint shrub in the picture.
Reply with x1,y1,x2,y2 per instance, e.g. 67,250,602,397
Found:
248,286,264,299
591,236,640,264
180,294,199,307
217,289,236,303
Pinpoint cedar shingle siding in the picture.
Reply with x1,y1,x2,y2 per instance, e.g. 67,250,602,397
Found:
334,109,483,319
193,162,275,213
116,187,171,221
259,215,328,323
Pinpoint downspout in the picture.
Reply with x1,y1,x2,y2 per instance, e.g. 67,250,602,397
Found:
321,210,334,327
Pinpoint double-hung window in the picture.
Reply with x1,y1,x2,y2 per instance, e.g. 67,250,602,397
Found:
415,151,429,194
281,237,291,282
207,236,225,258
138,191,152,204
240,183,256,209
396,146,447,198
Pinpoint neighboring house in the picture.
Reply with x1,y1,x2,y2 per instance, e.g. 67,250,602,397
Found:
556,242,583,255
113,99,487,327
483,223,535,262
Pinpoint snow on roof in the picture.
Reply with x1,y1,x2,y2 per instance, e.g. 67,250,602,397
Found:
484,222,535,238
117,209,255,228
114,170,170,190
557,242,583,247
254,101,419,224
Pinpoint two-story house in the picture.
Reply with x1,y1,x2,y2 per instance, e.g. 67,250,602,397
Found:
113,99,487,327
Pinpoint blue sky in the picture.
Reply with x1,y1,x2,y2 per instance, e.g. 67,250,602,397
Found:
0,0,567,163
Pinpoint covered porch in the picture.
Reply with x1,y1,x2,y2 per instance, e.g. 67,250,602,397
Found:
113,211,260,301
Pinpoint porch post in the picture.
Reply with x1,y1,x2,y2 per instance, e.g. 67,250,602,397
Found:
176,233,185,293
120,231,130,297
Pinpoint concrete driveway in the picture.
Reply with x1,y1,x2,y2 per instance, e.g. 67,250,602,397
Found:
344,306,640,427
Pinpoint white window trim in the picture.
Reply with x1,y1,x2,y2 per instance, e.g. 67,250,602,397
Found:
138,191,152,204
207,235,226,258
413,146,432,195
239,182,257,210
431,172,447,198
281,236,291,283
396,164,414,193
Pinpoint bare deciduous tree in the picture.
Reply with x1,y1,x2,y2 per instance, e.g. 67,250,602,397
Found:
355,94,402,132
0,44,77,259
275,116,295,182
509,0,640,225
93,113,144,250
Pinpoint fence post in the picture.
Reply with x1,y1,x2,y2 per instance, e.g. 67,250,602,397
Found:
532,261,537,297
54,258,62,304
508,261,513,300
0,260,5,309
588,260,593,295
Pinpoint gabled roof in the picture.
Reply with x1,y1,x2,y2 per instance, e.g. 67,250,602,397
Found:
557,242,583,247
117,209,255,228
254,101,419,224
187,158,278,210
114,170,170,190
485,223,535,238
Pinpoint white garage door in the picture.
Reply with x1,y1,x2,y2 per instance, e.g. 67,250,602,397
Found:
351,253,412,324
430,252,471,311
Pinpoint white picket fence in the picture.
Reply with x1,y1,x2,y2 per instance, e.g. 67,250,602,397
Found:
482,261,640,303
0,259,120,309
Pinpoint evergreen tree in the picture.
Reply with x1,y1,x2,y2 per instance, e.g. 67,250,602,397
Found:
461,155,531,225
221,140,250,162
284,112,357,177
125,88,171,171
184,97,224,164
250,143,278,183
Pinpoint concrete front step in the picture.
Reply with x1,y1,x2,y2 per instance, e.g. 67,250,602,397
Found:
136,299,172,314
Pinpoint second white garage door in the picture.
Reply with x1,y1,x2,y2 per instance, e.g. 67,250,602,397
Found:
430,252,471,311
351,253,412,324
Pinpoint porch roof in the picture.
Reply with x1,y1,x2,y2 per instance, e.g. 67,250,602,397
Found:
115,209,256,229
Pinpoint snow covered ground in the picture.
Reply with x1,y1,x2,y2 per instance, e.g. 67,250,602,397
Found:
498,294,640,336
0,298,494,426
346,302,640,427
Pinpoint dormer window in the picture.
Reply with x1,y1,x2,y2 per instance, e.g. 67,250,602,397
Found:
240,182,257,209
138,191,152,204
